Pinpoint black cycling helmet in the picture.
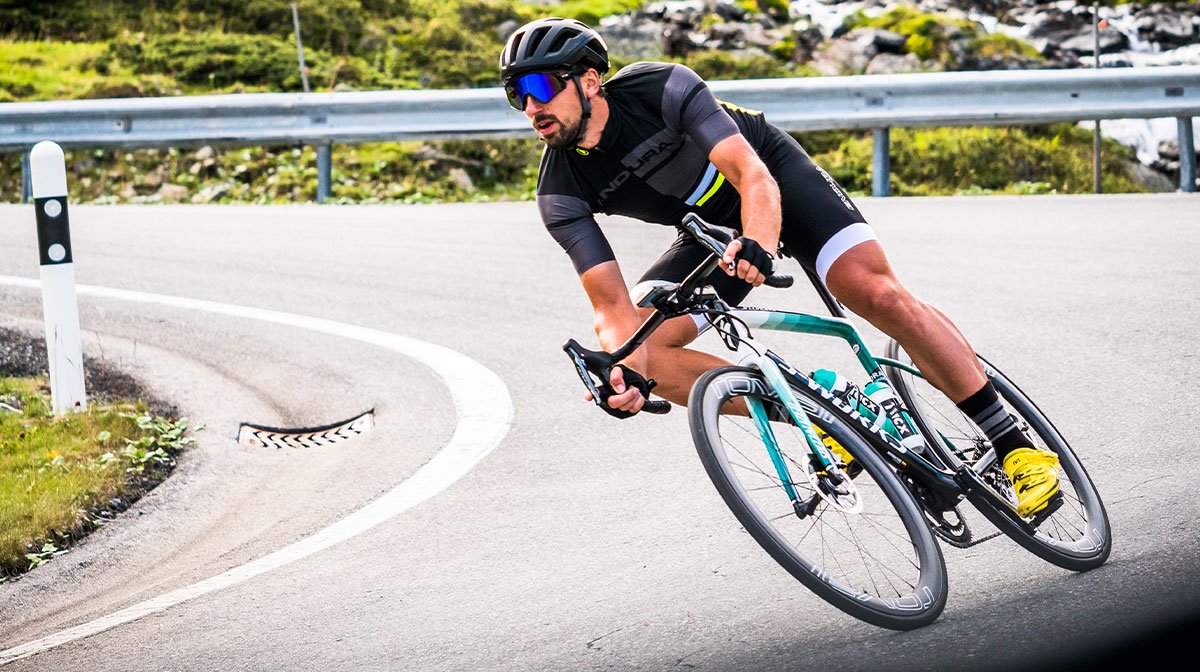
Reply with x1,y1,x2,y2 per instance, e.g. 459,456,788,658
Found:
499,17,610,83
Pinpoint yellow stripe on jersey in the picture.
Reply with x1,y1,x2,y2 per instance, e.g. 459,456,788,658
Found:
695,172,726,207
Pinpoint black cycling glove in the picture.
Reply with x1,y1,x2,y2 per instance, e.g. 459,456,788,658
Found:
733,236,775,278
597,364,654,420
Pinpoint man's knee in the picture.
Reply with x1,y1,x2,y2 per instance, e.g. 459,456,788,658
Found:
857,281,912,317
833,271,927,327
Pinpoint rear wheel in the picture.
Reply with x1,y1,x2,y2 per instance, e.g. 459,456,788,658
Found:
689,366,947,630
884,341,1111,571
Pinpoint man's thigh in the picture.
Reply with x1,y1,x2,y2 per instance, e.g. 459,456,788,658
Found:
764,127,878,284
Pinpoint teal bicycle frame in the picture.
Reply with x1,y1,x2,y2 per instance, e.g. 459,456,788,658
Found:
590,213,1035,532
720,304,966,508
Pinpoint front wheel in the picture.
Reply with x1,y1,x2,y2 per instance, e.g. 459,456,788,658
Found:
689,366,948,630
884,340,1111,571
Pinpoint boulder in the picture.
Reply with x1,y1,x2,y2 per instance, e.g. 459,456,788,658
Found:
157,183,189,202
1158,139,1180,162
865,52,924,74
599,17,669,60
1134,6,1199,48
1126,160,1178,193
1060,29,1129,55
447,168,475,193
811,36,875,76
845,27,908,55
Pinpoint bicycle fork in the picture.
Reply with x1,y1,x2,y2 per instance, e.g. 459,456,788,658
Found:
744,354,857,517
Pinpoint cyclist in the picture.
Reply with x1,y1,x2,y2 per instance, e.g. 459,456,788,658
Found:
500,17,1060,518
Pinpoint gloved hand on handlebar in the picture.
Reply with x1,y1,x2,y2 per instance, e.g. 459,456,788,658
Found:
586,364,654,419
722,236,776,287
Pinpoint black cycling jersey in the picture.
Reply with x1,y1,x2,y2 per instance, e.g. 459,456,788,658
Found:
535,61,872,301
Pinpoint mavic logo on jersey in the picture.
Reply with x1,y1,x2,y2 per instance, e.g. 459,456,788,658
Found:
599,140,673,201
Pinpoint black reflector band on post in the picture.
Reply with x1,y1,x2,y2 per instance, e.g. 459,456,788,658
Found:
34,196,72,266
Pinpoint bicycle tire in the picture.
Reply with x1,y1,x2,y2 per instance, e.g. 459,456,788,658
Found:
883,340,1111,571
689,365,948,630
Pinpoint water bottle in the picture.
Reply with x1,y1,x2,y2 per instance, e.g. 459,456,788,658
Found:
811,369,901,441
862,381,900,440
863,380,925,452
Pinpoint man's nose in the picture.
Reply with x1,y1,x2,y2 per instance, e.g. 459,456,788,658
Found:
524,97,543,116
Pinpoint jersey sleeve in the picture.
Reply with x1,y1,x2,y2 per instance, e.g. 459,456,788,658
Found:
661,63,740,155
538,193,615,275
536,151,615,275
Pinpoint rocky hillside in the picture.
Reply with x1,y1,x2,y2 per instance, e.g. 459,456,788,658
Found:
0,0,1196,201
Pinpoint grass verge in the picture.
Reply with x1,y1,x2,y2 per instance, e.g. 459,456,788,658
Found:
0,376,195,581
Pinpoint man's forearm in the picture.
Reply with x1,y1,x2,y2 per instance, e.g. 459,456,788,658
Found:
739,168,782,252
594,308,649,373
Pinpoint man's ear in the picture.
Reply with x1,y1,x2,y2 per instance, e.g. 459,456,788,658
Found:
583,68,602,97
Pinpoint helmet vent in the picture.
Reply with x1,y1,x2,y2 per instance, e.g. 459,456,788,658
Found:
526,26,551,57
547,31,572,57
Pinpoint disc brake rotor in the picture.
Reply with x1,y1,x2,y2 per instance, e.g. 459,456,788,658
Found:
805,460,863,514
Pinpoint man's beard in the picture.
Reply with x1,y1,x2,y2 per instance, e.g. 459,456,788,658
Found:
537,114,582,150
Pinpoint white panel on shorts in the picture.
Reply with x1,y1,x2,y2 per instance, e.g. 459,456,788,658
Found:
815,222,878,284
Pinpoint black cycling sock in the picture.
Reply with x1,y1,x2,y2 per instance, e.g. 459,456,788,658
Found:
956,382,1028,462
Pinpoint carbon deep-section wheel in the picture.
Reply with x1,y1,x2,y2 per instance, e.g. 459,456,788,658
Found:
884,341,1111,571
689,366,948,630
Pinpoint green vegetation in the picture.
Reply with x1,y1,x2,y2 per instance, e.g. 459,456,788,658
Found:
101,31,388,93
552,0,643,26
802,124,1145,197
663,50,804,81
0,0,1152,199
0,376,195,579
0,39,178,102
0,140,543,204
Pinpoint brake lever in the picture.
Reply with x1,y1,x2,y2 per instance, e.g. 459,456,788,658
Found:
564,339,608,412
681,214,793,288
563,339,671,415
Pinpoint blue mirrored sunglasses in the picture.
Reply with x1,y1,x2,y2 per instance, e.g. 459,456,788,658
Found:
505,72,571,111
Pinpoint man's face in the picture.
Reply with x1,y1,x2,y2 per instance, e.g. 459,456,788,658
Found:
520,75,582,150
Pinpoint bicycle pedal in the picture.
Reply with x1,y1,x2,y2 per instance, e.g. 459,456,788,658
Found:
1026,492,1065,528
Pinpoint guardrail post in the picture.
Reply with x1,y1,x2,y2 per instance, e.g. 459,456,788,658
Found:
1179,117,1196,193
872,128,891,198
21,150,33,203
30,140,87,415
316,143,332,203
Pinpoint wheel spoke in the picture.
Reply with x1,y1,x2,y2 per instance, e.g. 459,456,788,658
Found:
887,346,1109,567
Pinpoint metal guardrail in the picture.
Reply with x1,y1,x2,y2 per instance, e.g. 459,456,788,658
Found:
4,65,1198,199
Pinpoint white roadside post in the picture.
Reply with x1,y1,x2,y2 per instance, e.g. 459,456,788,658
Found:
30,140,87,414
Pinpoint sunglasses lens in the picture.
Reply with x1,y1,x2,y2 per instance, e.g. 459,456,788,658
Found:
506,72,565,111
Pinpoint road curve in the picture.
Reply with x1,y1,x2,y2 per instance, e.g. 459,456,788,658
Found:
1,195,1198,671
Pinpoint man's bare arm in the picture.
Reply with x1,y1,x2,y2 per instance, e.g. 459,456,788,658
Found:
708,133,782,286
579,260,648,413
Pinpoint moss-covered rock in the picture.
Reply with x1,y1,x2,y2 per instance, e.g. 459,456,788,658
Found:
842,4,1043,70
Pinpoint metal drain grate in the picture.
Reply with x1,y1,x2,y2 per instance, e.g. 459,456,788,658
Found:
237,408,374,449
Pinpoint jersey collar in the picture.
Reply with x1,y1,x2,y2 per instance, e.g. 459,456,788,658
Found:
592,98,622,154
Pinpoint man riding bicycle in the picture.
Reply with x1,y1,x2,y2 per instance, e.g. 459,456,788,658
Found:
499,17,1061,518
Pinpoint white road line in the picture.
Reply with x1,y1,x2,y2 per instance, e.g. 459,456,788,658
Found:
0,276,513,666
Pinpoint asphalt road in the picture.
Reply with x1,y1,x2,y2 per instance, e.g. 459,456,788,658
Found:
1,194,1198,671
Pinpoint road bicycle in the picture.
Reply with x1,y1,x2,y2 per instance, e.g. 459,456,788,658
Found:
564,214,1110,630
